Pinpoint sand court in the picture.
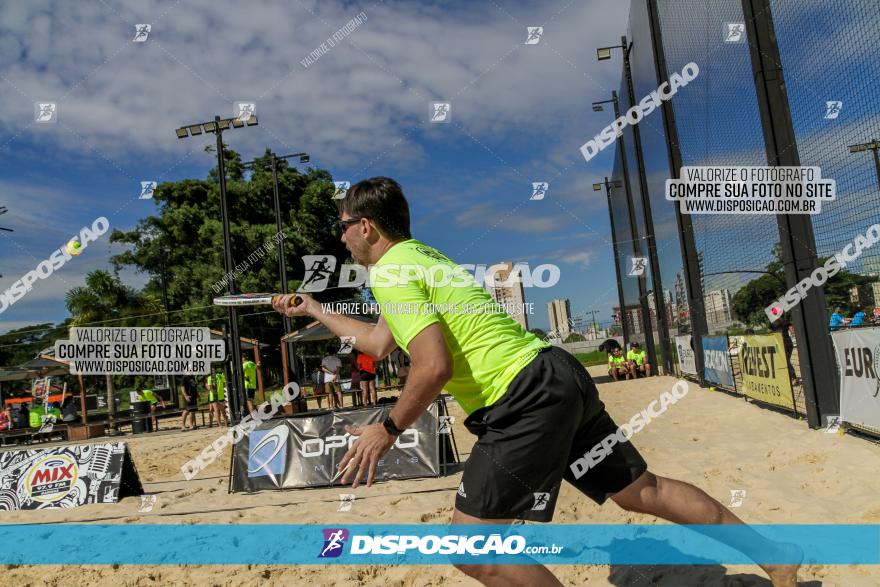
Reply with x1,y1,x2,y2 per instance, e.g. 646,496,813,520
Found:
3,368,879,586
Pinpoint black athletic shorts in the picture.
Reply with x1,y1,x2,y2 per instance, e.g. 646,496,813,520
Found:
455,346,648,522
359,371,376,382
184,400,198,412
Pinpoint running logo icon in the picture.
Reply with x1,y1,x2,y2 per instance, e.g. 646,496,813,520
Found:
430,102,451,123
333,181,350,200
133,24,151,42
338,336,355,355
235,102,256,122
524,27,543,45
531,492,550,511
725,23,745,42
300,255,337,292
138,494,157,512
319,528,349,558
824,415,842,434
438,416,454,434
34,102,57,123
824,101,843,120
140,181,157,200
530,182,549,201
338,494,355,512
728,489,746,508
628,257,647,277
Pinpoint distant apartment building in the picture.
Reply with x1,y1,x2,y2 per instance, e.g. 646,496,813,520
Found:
547,298,572,338
704,289,733,325
486,261,529,331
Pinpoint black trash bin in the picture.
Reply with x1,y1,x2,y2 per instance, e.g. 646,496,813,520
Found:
131,400,153,434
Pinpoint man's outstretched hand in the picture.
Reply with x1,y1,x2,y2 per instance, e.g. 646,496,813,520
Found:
337,423,397,488
271,293,315,318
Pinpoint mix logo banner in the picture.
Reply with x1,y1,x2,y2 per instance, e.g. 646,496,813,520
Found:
675,335,697,375
231,401,446,492
0,443,143,511
737,334,794,410
831,328,880,430
702,336,734,388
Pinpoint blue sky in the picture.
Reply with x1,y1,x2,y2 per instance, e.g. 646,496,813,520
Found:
0,0,634,336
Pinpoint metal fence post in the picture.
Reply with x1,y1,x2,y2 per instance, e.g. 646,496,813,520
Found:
741,0,839,427
646,0,709,385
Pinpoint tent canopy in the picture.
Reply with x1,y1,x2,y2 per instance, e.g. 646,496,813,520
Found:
281,315,377,343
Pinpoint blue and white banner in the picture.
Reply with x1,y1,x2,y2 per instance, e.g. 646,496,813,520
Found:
702,335,735,388
831,328,880,430
675,335,697,376
0,524,878,565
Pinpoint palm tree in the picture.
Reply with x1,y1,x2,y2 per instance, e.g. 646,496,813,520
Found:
65,270,161,432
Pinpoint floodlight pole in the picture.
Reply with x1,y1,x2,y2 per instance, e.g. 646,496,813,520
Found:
215,116,246,424
597,177,630,345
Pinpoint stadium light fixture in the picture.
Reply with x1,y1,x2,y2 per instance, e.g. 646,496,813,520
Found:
847,139,880,189
174,114,259,424
596,47,613,61
240,150,311,356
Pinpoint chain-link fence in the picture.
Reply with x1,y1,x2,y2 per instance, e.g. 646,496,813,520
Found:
608,0,880,437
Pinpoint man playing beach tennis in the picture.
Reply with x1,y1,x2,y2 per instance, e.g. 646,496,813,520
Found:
272,177,799,587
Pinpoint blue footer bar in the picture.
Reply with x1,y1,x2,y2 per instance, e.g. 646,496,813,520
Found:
1,524,877,565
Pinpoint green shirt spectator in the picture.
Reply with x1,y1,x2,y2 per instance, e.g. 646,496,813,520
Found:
207,372,226,402
627,348,646,366
139,389,159,405
242,360,258,390
29,405,46,428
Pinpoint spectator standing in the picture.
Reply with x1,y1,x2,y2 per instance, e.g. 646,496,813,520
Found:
357,351,378,406
242,359,258,413
391,347,411,387
829,307,846,330
350,352,362,406
321,348,344,409
206,370,228,427
178,376,199,430
138,387,165,431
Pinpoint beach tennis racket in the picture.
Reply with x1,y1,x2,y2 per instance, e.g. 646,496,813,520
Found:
213,293,304,307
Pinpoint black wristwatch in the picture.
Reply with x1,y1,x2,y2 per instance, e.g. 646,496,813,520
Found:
383,416,404,436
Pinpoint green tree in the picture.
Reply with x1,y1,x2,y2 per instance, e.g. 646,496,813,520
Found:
109,148,353,344
731,244,873,327
65,270,160,429
564,332,586,343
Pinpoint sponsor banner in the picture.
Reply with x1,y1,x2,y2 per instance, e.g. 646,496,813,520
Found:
231,402,443,491
702,335,735,388
738,334,794,410
831,328,880,430
0,443,143,511
675,335,697,375
0,524,877,565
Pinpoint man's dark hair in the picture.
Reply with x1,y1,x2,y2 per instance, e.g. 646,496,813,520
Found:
340,177,411,241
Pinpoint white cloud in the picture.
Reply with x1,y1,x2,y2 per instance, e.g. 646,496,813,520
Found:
0,0,629,170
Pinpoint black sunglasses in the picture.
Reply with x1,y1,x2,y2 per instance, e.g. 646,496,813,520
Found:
336,216,365,231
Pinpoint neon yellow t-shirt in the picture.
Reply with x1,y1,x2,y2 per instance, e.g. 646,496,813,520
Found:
207,373,226,401
368,239,550,414
242,361,257,390
609,354,625,368
139,389,159,405
627,349,646,366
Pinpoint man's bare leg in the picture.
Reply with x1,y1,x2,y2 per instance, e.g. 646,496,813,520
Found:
611,471,799,587
451,508,561,587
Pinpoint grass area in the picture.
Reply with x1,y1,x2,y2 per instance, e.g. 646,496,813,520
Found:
574,350,608,367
